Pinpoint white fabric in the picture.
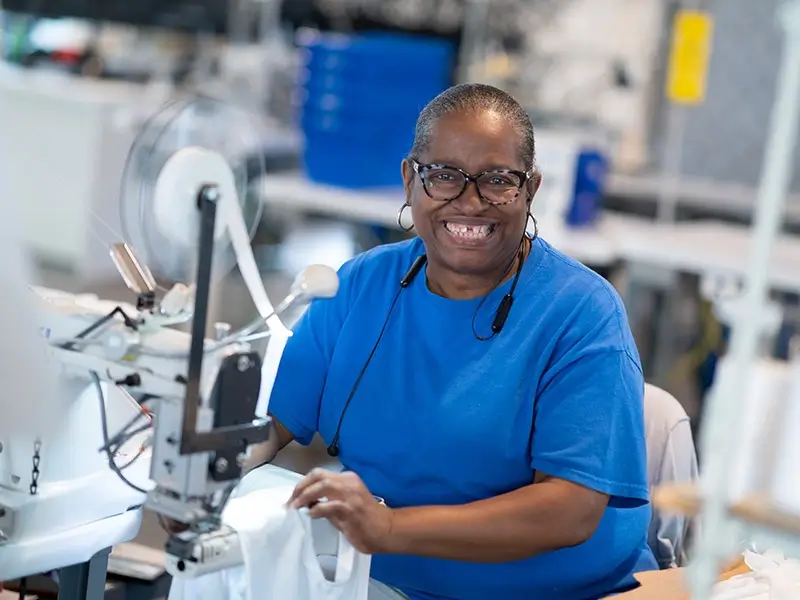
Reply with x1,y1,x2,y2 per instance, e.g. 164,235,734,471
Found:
711,550,800,600
219,184,290,413
169,472,372,600
170,570,404,600
232,486,370,600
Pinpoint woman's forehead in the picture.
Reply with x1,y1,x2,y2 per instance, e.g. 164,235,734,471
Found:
424,111,524,170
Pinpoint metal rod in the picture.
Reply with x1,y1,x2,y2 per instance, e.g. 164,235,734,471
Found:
180,185,220,456
656,106,686,223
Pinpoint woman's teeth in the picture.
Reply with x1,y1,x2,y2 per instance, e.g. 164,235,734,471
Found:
444,222,494,239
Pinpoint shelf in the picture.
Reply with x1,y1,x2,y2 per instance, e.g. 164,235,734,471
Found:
730,495,800,536
255,174,800,293
652,483,702,516
653,484,800,556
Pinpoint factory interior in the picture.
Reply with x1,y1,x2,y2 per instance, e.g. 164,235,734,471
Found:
2,0,800,598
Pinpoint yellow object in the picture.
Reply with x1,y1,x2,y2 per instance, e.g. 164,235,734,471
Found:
666,10,714,105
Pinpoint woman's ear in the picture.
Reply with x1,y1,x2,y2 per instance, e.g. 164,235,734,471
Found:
401,160,415,199
527,170,543,201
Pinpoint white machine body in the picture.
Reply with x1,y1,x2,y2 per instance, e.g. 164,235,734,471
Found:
0,286,249,580
0,129,340,583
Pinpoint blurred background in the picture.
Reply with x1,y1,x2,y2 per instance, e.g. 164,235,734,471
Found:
0,0,798,586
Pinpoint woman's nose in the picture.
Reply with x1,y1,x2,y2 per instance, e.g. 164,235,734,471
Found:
451,180,485,214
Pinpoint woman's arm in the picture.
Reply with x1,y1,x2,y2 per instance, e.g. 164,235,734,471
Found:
385,474,608,562
242,417,296,474
291,347,649,563
289,469,607,562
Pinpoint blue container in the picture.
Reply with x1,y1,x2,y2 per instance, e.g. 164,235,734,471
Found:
303,126,414,189
299,87,438,123
300,106,418,138
297,31,455,189
565,149,610,227
298,31,454,79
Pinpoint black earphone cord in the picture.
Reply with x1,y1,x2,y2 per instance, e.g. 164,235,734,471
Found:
472,234,529,341
327,255,426,457
327,236,531,457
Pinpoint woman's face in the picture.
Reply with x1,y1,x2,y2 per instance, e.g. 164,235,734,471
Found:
402,109,535,278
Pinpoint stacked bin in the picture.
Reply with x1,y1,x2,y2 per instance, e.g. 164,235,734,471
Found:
297,31,455,189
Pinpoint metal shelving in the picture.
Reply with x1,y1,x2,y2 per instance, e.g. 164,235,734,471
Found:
654,1,800,596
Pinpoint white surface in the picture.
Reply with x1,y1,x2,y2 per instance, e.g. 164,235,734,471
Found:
257,174,800,293
0,509,142,581
607,171,800,225
718,358,794,502
0,196,60,440
771,357,800,513
0,64,150,280
527,128,585,247
618,221,800,295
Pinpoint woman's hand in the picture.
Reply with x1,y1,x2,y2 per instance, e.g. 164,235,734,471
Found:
287,469,395,555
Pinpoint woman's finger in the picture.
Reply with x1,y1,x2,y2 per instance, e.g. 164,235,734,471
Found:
291,480,334,509
308,499,349,521
287,468,329,505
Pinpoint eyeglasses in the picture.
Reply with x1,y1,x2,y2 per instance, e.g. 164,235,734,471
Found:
411,160,535,206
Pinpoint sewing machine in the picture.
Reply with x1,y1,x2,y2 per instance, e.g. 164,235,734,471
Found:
0,148,339,597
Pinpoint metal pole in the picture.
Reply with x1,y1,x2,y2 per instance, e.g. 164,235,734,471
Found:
655,106,686,223
457,0,492,83
57,549,111,600
690,1,800,597
657,0,706,223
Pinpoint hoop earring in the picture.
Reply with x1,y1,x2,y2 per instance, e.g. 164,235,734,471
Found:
527,212,539,241
397,202,414,232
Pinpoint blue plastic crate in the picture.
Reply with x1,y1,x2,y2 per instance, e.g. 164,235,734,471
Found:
297,30,454,82
298,30,454,66
299,75,446,115
303,126,414,189
299,107,418,138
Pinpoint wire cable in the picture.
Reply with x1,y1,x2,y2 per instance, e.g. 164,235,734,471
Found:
60,307,137,350
90,371,149,495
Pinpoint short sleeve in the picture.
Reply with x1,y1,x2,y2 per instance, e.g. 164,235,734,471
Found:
530,293,649,503
267,258,361,445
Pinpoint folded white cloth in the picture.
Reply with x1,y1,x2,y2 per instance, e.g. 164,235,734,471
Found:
712,550,800,600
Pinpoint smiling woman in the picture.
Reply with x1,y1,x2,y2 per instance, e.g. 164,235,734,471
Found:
253,83,657,600
401,87,540,297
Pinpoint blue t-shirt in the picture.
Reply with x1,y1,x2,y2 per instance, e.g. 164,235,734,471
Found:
268,236,657,600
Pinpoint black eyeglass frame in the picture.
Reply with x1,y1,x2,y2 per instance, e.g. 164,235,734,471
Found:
410,159,536,206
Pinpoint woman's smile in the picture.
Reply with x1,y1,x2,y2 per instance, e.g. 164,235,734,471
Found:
441,219,499,247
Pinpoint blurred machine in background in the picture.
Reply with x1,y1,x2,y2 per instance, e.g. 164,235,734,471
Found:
1,0,229,33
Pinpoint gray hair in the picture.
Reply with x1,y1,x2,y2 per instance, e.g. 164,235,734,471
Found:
408,83,537,170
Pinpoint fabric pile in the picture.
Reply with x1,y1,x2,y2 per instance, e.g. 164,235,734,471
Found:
711,550,800,600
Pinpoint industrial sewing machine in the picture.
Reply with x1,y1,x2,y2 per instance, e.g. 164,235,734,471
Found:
0,98,339,596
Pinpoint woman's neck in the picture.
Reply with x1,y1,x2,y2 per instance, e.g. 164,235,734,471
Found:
427,238,529,300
